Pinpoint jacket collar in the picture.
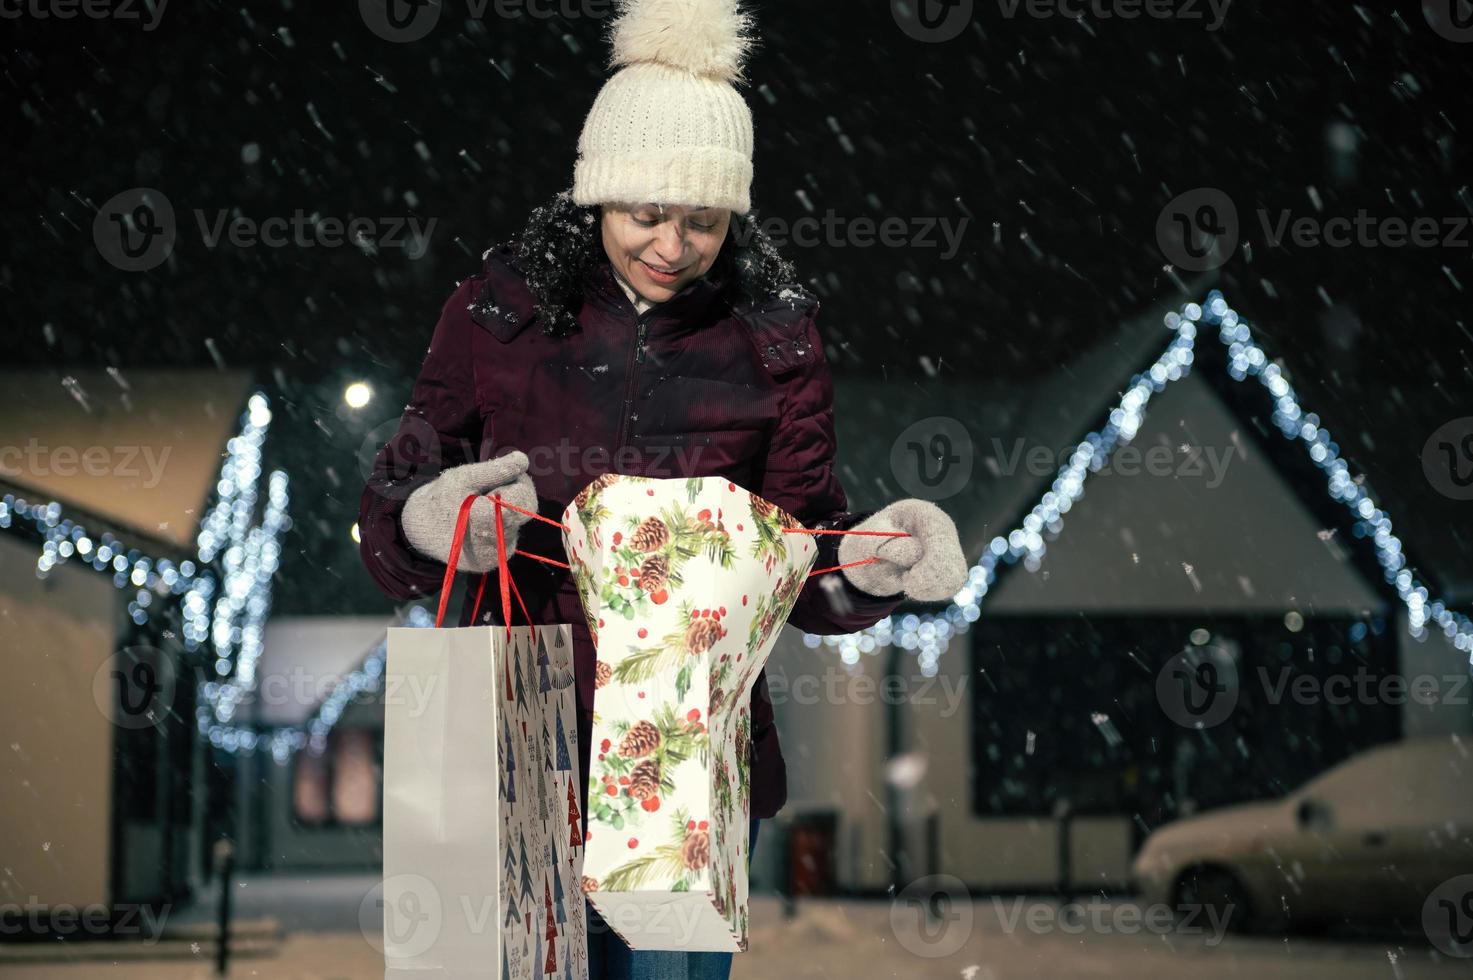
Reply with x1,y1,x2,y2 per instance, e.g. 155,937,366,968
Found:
584,253,729,328
469,243,734,342
467,245,539,342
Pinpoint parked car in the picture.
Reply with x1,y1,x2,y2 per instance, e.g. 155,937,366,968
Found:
1132,735,1473,932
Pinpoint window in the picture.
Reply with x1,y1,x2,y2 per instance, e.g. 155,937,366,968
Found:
291,727,382,827
969,615,1397,828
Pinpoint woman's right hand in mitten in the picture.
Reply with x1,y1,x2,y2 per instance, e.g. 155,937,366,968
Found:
399,450,539,573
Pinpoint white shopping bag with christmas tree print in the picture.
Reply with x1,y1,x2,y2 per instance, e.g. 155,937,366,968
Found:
382,622,589,979
560,474,820,952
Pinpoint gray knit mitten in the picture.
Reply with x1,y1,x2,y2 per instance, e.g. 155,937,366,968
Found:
836,498,968,601
400,451,538,574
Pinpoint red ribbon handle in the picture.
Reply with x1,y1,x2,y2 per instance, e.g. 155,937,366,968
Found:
433,493,571,635
433,490,915,629
433,494,481,629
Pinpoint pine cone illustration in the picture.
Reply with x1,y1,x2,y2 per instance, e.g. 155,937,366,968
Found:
573,473,619,510
778,510,803,531
685,617,725,654
713,886,727,917
580,876,599,894
709,687,726,716
637,554,668,591
629,516,670,552
749,494,776,519
618,720,661,758
628,759,661,800
682,828,710,871
735,724,749,764
594,660,612,689
776,571,804,604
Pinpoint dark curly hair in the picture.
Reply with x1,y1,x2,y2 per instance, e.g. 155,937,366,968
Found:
494,190,801,337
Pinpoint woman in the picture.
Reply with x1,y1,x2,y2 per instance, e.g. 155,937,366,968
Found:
358,0,968,976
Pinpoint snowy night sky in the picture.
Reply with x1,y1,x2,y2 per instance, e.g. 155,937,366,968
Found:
3,0,1471,616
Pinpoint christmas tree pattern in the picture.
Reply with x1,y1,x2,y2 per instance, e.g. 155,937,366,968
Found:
543,875,558,973
555,705,572,772
502,713,518,805
493,627,586,979
538,633,553,694
566,777,581,848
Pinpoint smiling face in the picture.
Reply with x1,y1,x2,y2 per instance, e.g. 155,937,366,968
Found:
600,202,733,305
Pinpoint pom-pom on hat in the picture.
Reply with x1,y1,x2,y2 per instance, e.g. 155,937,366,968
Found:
571,0,757,215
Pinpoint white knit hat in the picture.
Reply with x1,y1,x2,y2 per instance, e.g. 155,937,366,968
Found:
572,0,756,215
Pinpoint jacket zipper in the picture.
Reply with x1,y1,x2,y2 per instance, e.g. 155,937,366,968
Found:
613,305,655,454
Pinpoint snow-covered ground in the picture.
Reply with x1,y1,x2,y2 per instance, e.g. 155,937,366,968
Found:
1,886,1468,979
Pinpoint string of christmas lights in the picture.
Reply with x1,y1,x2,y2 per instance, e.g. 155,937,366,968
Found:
807,290,1473,674
189,394,294,742
266,604,436,764
200,606,439,765
0,495,203,626
0,391,294,751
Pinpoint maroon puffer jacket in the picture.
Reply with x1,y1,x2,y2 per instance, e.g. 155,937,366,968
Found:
358,241,903,821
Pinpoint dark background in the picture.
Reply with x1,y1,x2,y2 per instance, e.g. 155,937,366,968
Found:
3,0,1471,617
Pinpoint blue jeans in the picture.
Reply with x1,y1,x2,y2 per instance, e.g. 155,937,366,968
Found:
585,817,761,980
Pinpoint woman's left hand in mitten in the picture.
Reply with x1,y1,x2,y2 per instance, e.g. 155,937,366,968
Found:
836,499,969,601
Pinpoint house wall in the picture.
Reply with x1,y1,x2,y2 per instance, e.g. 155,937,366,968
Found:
763,632,894,891
0,532,118,910
0,370,252,553
768,628,1138,892
771,372,1440,891
1396,608,1473,739
242,616,395,871
254,739,384,871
